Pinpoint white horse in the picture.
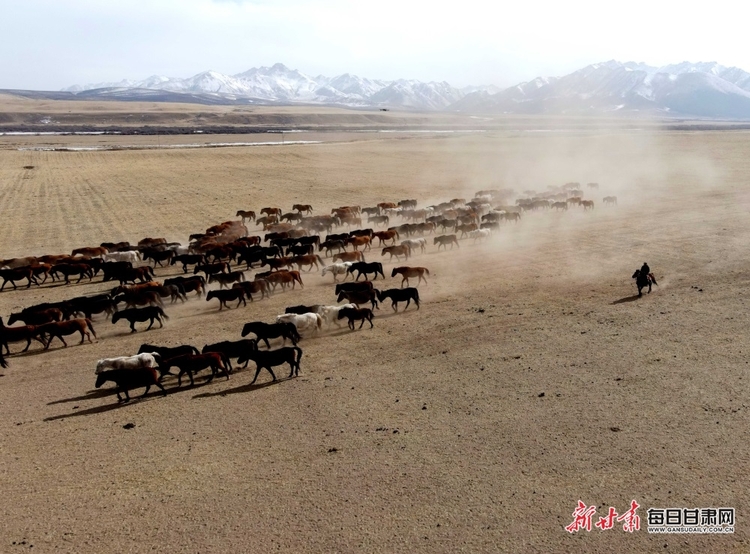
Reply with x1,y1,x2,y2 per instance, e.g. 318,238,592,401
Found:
400,238,427,255
468,229,491,242
95,352,160,374
276,313,323,336
314,304,356,327
104,251,141,264
321,262,352,282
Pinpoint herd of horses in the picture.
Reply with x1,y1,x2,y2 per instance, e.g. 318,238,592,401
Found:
1,182,619,403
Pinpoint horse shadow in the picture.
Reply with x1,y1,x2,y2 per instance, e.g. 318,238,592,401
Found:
47,388,111,405
612,294,641,305
191,375,290,399
44,389,172,421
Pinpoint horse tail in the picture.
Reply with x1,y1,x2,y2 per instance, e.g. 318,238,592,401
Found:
191,345,200,355
424,268,430,275
317,255,324,266
86,318,97,338
293,346,303,366
159,307,170,320
316,314,323,330
414,288,420,303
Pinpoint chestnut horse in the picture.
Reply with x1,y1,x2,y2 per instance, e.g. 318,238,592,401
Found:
36,318,97,349
0,316,45,354
373,230,399,246
391,266,429,287
381,245,410,262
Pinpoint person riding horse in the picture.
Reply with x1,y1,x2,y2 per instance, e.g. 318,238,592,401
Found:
633,262,657,296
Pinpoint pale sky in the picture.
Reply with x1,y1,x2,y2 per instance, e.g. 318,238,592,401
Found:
1,0,747,90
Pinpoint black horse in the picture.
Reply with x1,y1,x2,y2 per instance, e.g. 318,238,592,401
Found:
632,269,658,297
237,346,303,384
241,321,301,348
376,287,420,312
112,306,169,332
347,261,385,281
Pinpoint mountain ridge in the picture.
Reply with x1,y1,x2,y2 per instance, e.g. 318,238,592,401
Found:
61,61,750,118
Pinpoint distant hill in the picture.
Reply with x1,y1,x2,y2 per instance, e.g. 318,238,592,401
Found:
450,60,750,118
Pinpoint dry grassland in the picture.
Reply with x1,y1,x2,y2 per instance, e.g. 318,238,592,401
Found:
1,124,749,553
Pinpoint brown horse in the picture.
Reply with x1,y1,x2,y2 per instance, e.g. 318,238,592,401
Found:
0,317,45,354
333,251,365,263
373,230,399,246
391,266,429,287
347,236,372,251
381,245,410,262
456,223,478,238
138,237,167,248
8,308,64,326
36,318,97,349
0,256,38,269
72,246,108,258
233,280,270,301
0,267,37,290
291,254,325,272
293,204,313,214
261,257,295,271
263,270,304,291
261,207,282,217
236,210,256,223
433,234,459,250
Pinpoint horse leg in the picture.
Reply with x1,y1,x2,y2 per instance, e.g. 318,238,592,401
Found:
53,334,67,349
392,301,398,312
368,315,374,329
79,330,87,344
405,299,411,311
154,379,167,396
205,365,216,385
249,365,262,385
130,320,137,333
141,384,151,398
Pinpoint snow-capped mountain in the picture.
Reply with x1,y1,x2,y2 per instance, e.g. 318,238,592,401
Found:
450,60,750,118
64,63,463,110
62,61,750,118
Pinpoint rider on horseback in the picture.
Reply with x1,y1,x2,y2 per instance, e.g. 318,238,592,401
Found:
641,262,650,279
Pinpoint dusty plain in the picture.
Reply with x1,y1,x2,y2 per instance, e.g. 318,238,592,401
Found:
1,101,750,553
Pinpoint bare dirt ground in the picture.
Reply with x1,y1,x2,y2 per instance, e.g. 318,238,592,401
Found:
1,116,750,553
